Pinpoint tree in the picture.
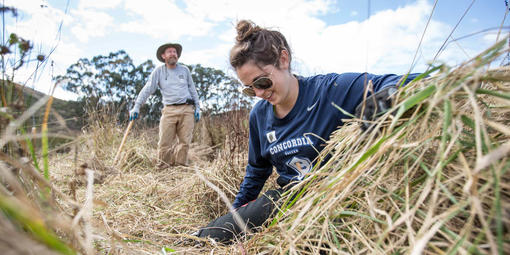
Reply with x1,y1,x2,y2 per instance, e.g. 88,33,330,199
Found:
55,50,155,122
221,76,254,112
188,64,254,115
189,64,225,114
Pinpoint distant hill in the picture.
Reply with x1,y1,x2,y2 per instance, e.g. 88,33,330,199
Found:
1,80,84,131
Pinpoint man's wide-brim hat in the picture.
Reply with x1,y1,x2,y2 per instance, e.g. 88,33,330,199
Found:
156,43,182,62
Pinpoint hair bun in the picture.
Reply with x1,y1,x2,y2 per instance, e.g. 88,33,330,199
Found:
235,20,261,42
230,20,292,70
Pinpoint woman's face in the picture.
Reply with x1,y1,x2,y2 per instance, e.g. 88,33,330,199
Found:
236,60,290,106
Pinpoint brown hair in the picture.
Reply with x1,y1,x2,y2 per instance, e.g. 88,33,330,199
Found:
230,20,292,71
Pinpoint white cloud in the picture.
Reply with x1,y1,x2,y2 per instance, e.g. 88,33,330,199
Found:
218,27,236,43
119,0,215,38
289,0,451,75
184,43,233,71
51,42,83,71
4,0,48,13
70,9,115,42
185,0,333,23
177,0,452,75
78,0,123,9
114,0,334,41
5,1,72,45
172,0,336,73
429,28,503,68
110,0,453,75
482,33,502,44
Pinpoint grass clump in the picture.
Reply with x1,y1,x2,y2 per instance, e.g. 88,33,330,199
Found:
246,39,510,254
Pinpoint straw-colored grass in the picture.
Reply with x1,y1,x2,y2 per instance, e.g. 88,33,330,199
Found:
47,108,272,254
243,39,510,254
1,39,509,254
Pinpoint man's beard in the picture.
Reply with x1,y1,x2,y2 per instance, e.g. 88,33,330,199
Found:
166,57,177,65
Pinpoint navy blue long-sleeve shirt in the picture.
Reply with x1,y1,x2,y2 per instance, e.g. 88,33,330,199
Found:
232,72,419,208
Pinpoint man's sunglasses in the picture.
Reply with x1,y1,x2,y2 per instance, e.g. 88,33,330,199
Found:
241,65,276,97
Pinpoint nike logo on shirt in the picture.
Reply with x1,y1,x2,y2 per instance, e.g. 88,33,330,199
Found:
307,100,318,111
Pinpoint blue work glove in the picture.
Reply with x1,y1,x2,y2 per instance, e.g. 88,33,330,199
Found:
129,105,140,121
194,109,200,122
355,85,398,130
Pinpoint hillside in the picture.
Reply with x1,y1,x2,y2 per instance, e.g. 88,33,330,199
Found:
1,79,84,131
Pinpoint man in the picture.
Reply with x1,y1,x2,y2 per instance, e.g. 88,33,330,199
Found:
129,43,200,168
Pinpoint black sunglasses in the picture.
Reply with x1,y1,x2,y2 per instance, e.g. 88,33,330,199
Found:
241,65,276,97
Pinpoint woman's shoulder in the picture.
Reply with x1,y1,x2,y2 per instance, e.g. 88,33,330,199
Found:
302,72,382,88
252,99,270,112
298,73,343,85
249,100,271,119
297,73,344,94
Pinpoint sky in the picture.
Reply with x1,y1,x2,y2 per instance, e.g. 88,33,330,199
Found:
3,0,509,100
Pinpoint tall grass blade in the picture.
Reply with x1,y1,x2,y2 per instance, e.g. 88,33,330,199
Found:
41,97,54,180
0,195,76,255
475,88,510,100
390,85,436,129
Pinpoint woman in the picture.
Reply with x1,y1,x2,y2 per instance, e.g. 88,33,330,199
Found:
196,20,419,244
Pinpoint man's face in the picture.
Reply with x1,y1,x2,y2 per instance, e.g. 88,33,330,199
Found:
162,47,179,65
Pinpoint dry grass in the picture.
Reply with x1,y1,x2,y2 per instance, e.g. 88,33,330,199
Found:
1,40,509,254
46,110,258,254
1,100,254,254
243,40,510,254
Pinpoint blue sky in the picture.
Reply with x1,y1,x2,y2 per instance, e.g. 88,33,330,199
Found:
4,0,508,100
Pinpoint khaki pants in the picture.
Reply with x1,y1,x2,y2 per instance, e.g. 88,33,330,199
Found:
158,105,194,167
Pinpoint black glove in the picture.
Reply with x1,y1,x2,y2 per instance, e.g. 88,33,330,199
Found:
355,85,398,130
